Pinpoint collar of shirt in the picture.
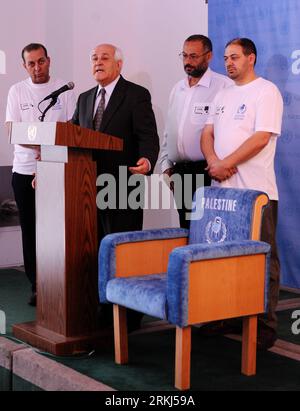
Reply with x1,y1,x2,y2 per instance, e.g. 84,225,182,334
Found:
28,76,52,89
94,75,120,114
181,67,212,90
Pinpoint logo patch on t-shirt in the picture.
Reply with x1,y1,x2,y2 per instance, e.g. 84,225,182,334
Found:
234,104,247,120
216,105,225,115
194,104,210,115
52,97,62,111
20,103,34,111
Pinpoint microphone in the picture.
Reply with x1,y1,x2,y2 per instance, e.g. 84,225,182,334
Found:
42,82,75,101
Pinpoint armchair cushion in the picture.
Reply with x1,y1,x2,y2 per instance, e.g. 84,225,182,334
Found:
107,274,167,319
99,228,188,303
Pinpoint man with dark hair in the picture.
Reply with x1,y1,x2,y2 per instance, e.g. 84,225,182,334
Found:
159,34,232,228
186,34,213,52
21,43,48,63
225,37,257,64
201,38,283,349
6,43,76,306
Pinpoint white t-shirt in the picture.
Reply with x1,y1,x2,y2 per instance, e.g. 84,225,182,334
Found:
6,77,77,175
159,68,233,172
207,77,283,200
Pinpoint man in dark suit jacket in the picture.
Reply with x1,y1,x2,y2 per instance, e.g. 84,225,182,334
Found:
72,44,159,331
72,43,159,241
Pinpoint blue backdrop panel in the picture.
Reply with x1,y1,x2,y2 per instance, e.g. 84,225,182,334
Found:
208,0,300,288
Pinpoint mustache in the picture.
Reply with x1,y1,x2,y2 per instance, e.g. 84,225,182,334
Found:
184,64,195,70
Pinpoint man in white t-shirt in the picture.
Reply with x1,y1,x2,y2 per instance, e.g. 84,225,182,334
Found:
159,34,232,228
201,38,283,350
5,43,76,306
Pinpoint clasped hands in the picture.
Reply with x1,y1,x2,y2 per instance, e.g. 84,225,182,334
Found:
206,157,237,182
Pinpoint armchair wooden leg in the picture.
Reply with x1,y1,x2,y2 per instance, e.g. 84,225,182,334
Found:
242,315,257,376
175,326,191,391
113,304,128,365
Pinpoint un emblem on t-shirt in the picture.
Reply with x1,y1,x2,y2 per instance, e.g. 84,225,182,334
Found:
234,104,247,120
237,104,247,114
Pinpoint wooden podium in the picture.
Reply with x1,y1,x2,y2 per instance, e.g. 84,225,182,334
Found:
10,122,123,355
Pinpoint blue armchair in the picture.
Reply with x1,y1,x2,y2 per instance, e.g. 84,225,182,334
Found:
99,187,270,390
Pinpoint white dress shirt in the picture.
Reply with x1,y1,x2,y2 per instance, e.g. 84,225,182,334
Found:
160,68,232,172
93,75,120,116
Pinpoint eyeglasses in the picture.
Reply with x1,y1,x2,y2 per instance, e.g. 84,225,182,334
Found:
178,51,210,61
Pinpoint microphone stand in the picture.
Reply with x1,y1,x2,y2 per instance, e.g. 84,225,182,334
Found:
38,97,58,122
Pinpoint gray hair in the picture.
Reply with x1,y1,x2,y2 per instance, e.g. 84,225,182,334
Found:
90,44,124,62
114,47,123,61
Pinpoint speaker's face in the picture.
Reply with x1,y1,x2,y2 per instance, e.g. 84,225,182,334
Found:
91,44,122,87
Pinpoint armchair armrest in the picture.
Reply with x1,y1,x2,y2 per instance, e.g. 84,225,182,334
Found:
167,240,271,327
99,228,188,303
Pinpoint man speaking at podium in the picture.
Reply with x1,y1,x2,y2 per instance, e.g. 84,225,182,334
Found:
6,43,76,306
72,43,159,330
72,43,159,241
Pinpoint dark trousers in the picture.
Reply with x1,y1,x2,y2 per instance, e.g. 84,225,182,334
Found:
12,172,36,292
172,160,211,229
96,164,144,242
260,201,280,331
97,208,143,244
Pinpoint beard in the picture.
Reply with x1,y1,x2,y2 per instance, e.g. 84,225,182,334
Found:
227,68,238,79
184,63,208,78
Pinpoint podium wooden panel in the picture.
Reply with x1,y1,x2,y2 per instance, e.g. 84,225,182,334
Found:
10,122,123,355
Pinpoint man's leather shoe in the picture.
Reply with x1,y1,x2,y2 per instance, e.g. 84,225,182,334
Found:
28,292,37,307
